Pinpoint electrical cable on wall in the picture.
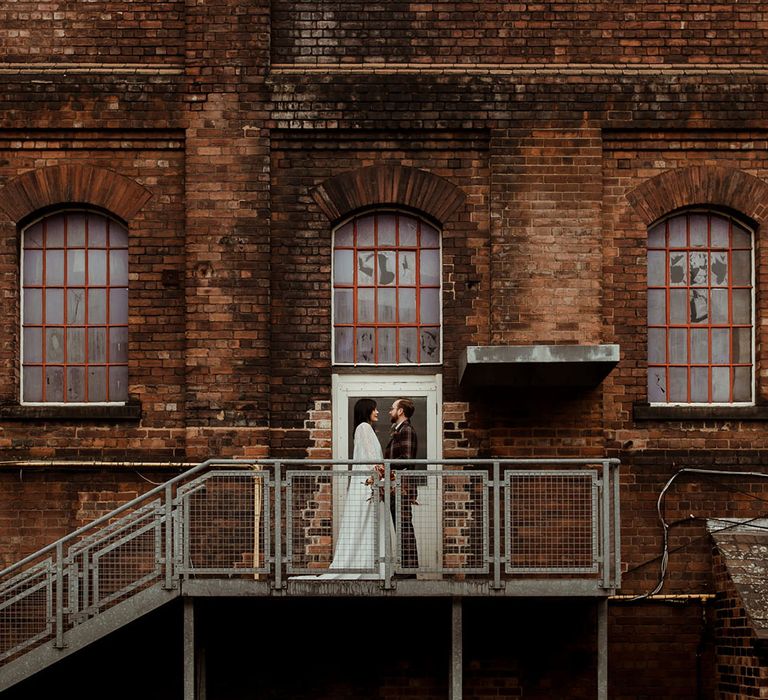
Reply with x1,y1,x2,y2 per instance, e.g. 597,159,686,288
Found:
626,467,768,602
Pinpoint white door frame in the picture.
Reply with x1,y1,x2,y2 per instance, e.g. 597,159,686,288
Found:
332,373,443,570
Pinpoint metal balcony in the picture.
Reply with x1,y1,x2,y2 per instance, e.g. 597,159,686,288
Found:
0,458,620,692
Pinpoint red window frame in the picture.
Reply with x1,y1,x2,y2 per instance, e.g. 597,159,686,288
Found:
21,211,129,403
647,211,753,404
332,211,441,365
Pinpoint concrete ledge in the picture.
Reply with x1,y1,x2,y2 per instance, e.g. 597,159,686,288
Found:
634,403,768,421
459,344,620,388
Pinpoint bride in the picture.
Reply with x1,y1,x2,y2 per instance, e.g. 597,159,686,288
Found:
320,398,396,579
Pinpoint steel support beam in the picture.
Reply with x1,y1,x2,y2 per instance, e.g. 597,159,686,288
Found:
184,598,196,700
597,598,608,700
450,597,462,700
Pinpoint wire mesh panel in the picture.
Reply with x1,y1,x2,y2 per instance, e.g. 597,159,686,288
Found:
287,468,384,577
0,560,53,662
396,470,488,575
505,470,598,574
177,470,269,576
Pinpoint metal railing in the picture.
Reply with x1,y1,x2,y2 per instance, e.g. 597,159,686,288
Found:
0,458,620,669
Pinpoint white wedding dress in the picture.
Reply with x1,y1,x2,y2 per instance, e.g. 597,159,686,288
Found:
317,421,396,579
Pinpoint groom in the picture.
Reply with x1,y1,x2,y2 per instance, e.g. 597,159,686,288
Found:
385,398,419,570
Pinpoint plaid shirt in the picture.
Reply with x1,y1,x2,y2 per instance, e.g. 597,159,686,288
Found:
384,419,418,465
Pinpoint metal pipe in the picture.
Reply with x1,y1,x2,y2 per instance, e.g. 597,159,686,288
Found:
610,594,715,601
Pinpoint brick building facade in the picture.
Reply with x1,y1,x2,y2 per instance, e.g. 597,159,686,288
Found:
1,2,768,698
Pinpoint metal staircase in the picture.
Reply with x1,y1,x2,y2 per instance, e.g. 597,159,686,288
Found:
0,457,620,693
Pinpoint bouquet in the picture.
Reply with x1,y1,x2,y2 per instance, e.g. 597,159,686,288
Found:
365,464,396,501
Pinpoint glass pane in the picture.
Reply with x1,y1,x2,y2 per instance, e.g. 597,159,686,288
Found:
23,328,43,363
689,252,708,286
68,328,85,363
399,217,418,246
24,250,43,285
690,367,709,403
357,288,375,323
711,289,728,324
420,249,440,286
733,289,751,324
398,288,416,323
334,289,353,324
377,328,396,364
46,215,64,247
669,217,686,247
45,250,64,285
356,251,375,285
648,289,666,325
68,289,86,324
334,327,353,363
67,367,86,402
669,252,687,285
88,289,107,324
67,213,86,247
88,250,107,285
24,222,43,249
398,251,416,285
88,327,107,362
732,327,751,364
670,289,687,324
377,214,396,246
109,250,129,286
67,249,86,285
732,223,750,249
710,252,728,286
648,367,667,403
335,222,353,247
109,288,129,323
377,251,396,286
732,251,751,286
733,366,751,402
399,328,418,364
712,329,730,364
711,217,729,247
355,328,375,363
712,367,730,402
648,328,666,364
45,366,64,402
45,289,64,324
691,329,709,364
669,367,687,403
647,251,666,286
669,328,687,364
419,328,440,362
648,223,665,248
87,367,107,402
421,224,439,248
419,288,440,324
377,288,396,323
23,289,42,324
109,222,128,248
22,367,43,402
690,214,708,247
109,366,129,401
89,216,107,247
110,327,129,363
46,328,65,363
356,216,374,246
690,290,708,324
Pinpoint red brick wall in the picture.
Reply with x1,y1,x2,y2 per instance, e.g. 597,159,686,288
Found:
271,2,768,65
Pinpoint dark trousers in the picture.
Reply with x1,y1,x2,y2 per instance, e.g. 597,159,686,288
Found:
390,497,418,569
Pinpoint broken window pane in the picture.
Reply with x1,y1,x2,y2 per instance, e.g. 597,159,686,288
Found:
398,251,416,285
669,252,687,285
689,252,708,285
376,251,396,286
356,251,375,285
689,290,708,324
648,367,667,403
710,252,728,286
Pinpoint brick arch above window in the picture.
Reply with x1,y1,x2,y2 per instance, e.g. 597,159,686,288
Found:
0,164,152,224
310,165,466,225
626,165,768,227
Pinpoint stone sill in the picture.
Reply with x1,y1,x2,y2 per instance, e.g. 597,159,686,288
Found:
633,403,768,422
0,402,142,422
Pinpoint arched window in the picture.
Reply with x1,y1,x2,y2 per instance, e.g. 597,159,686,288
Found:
332,211,441,365
647,210,753,404
21,210,129,403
